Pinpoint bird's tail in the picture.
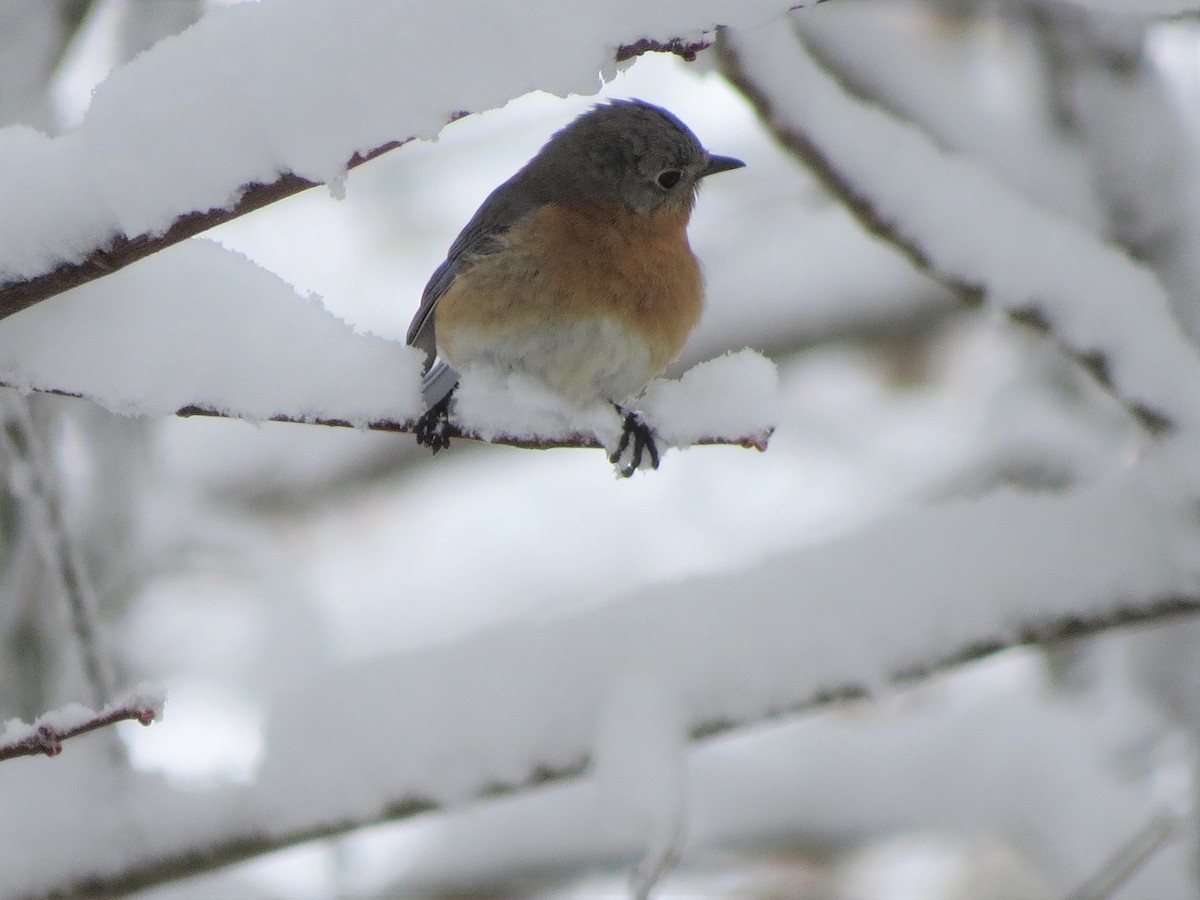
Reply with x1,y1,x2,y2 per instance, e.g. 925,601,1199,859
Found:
421,360,460,409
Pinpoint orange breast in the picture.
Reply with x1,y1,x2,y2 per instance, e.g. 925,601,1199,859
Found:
435,201,704,377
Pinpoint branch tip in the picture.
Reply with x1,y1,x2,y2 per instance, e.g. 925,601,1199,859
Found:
0,692,166,763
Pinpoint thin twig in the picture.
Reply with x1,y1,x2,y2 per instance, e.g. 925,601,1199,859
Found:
629,809,688,900
0,693,162,762
0,395,114,708
1065,811,1182,900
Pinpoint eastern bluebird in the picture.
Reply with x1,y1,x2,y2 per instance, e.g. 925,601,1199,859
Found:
407,99,744,476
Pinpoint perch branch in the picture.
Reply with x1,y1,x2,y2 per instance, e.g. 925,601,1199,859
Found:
30,592,1200,900
1,384,771,453
173,404,772,452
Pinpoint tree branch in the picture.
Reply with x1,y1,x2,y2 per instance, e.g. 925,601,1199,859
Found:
29,592,1200,900
0,690,163,763
0,383,772,454
0,142,405,322
715,27,1176,437
0,39,709,324
172,403,772,453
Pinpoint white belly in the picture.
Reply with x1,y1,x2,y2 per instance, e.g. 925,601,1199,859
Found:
440,317,654,407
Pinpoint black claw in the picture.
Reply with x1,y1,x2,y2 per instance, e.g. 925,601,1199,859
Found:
644,427,660,470
609,405,661,477
610,413,632,466
414,390,454,454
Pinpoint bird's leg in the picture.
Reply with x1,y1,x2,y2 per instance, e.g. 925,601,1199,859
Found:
610,404,661,477
414,388,455,454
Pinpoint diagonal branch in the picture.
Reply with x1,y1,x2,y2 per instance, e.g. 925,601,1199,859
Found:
0,39,710,324
715,26,1180,437
0,143,404,322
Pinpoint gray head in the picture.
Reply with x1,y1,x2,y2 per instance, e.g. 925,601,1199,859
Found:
520,99,744,215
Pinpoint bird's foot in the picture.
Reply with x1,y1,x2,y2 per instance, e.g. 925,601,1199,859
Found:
610,405,661,477
414,391,454,454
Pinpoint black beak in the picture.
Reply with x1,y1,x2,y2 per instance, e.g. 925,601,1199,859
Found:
701,154,745,177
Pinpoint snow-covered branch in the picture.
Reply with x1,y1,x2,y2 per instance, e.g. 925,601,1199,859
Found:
0,141,404,323
0,231,778,458
0,688,163,762
1022,3,1200,346
0,39,707,319
11,3,1200,895
717,21,1200,436
0,348,775,461
0,3,790,461
15,470,1200,896
0,2,788,321
173,405,772,455
28,599,1200,896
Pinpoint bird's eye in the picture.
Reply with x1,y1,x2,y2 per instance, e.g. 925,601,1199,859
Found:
656,169,683,189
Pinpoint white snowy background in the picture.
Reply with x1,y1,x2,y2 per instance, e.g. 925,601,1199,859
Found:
2,0,1200,897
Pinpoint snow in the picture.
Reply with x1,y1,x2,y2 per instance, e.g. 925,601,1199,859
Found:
0,127,112,283
0,0,791,284
731,23,1200,433
376,655,1176,895
0,704,89,747
0,236,775,444
6,467,1195,895
642,350,778,447
796,3,1103,227
254,469,1195,820
0,2,787,447
3,1,1200,896
0,684,164,749
227,321,1096,695
593,667,688,883
1064,0,1200,14
452,369,625,446
121,685,168,724
452,350,777,451
0,239,425,424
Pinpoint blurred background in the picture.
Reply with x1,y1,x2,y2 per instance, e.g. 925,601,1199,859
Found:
5,0,1200,896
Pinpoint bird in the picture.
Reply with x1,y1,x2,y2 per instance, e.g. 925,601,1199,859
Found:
406,99,744,476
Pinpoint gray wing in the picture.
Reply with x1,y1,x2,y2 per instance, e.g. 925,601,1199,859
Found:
406,172,540,410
